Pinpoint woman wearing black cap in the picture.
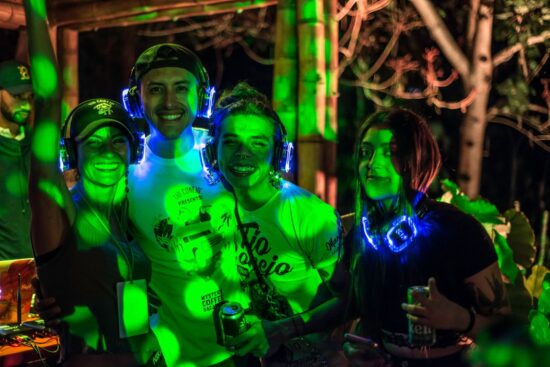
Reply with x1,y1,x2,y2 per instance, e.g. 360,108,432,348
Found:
24,1,157,366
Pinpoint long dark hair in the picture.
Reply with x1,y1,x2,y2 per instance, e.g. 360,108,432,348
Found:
349,108,441,337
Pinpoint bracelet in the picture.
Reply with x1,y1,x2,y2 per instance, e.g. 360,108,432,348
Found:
461,307,476,334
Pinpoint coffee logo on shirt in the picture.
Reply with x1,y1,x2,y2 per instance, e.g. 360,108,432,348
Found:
236,222,293,278
202,290,223,312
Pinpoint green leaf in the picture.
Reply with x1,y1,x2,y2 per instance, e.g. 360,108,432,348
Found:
504,209,536,269
452,196,503,224
526,265,549,299
440,178,460,195
495,231,520,284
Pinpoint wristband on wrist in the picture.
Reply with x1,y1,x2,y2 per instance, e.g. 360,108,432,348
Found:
461,307,476,334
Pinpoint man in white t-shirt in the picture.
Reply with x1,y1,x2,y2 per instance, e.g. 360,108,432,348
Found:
203,82,344,366
125,44,245,367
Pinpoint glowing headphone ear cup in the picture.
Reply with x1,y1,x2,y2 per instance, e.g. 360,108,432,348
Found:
205,142,217,169
62,139,77,170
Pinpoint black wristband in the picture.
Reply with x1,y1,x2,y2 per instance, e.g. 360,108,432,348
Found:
461,307,476,334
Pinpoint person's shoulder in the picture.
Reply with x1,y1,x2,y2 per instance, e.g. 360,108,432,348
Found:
425,198,491,241
280,181,340,229
281,181,335,210
425,199,476,223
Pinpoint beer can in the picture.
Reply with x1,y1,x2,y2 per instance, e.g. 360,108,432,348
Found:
219,301,249,339
407,286,436,346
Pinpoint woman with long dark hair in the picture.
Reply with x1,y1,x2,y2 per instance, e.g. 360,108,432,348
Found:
346,108,510,366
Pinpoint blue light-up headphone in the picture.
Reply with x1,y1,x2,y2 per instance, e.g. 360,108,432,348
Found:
200,84,294,185
361,197,428,253
202,120,293,185
121,43,215,120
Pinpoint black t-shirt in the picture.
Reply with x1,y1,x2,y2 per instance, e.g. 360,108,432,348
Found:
36,197,151,356
348,199,497,341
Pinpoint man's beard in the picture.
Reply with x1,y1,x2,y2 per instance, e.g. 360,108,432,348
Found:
1,102,28,125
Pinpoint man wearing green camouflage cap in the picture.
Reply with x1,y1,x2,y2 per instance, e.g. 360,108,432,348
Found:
0,60,35,260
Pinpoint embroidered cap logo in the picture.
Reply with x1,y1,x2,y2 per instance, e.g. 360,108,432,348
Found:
17,66,30,81
92,100,115,116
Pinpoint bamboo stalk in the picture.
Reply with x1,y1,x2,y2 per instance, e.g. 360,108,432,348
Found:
297,0,326,198
324,0,338,207
273,0,298,143
538,210,549,266
60,29,78,122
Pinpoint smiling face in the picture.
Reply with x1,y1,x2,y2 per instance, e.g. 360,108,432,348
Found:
216,113,276,194
0,90,33,126
358,127,402,209
76,126,130,187
139,67,198,141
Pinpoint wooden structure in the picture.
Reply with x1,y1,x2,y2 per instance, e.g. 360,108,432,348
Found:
1,0,338,205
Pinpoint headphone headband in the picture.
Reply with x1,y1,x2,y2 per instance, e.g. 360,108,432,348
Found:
123,43,213,120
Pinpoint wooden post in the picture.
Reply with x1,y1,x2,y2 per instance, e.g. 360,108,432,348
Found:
273,0,298,144
60,28,79,122
296,0,326,199
324,0,338,207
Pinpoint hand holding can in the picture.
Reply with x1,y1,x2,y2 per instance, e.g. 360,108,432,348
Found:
407,286,436,346
219,301,250,343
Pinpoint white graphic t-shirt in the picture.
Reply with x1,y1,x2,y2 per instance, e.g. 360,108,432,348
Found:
235,181,342,317
128,141,244,367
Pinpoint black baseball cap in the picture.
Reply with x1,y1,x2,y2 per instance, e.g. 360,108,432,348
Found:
0,60,32,95
133,43,205,84
66,98,135,143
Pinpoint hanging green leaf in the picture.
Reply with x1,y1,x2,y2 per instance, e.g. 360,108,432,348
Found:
494,231,520,284
504,209,537,269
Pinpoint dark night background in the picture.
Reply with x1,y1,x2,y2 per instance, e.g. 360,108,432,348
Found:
1,18,548,238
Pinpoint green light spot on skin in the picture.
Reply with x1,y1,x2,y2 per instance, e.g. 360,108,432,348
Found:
64,306,104,351
75,209,110,245
5,172,27,197
37,179,65,208
32,120,59,163
29,0,47,19
30,55,57,98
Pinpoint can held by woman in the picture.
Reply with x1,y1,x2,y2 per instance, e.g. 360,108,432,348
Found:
407,286,436,346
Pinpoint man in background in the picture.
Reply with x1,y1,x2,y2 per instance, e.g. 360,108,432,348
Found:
0,60,34,260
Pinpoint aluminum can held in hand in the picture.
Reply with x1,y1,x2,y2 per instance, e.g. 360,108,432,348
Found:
219,301,250,340
407,286,436,346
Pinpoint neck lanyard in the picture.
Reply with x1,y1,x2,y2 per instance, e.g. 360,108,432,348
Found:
80,189,135,282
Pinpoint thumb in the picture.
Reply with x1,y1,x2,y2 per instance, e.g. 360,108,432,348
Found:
428,277,439,298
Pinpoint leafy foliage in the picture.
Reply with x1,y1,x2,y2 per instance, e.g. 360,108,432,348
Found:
440,178,550,345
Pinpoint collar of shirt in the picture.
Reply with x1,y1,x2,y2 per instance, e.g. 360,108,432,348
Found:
0,126,25,141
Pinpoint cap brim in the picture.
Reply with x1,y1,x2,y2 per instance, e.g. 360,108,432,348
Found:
74,119,133,142
4,84,33,95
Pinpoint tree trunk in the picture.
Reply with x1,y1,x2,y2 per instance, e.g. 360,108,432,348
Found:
297,0,326,198
457,0,493,198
